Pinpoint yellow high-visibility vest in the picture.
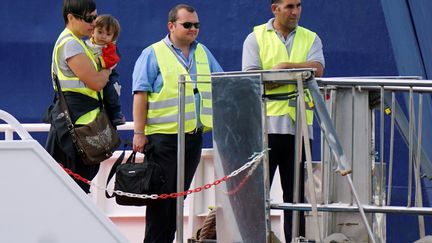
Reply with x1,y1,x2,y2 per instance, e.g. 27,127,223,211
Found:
51,28,101,125
146,40,212,135
254,24,316,125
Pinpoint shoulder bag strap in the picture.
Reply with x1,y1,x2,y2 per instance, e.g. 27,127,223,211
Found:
52,74,82,150
52,74,104,149
52,73,104,127
52,74,75,131
96,91,104,111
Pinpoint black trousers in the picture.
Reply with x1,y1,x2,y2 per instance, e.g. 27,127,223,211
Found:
268,134,307,242
143,132,203,243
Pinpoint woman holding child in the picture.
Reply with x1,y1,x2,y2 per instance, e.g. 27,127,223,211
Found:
45,0,115,193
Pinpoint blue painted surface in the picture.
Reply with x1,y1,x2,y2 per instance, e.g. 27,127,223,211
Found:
0,0,431,241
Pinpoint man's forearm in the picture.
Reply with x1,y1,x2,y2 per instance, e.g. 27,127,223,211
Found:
133,91,148,133
272,61,324,77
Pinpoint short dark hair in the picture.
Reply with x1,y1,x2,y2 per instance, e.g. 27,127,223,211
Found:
271,0,281,4
62,0,96,24
168,4,196,22
95,15,121,41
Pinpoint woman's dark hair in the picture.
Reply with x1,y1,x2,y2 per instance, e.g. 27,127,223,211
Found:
62,0,96,24
168,4,195,23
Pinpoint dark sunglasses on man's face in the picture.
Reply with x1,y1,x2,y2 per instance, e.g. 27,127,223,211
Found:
74,14,98,23
178,22,200,29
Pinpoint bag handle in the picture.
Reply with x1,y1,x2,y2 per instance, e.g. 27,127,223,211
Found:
125,150,137,164
105,143,128,198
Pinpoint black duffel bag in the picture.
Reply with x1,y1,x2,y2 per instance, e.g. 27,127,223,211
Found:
106,144,166,206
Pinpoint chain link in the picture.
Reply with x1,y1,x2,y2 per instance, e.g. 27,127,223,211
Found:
227,151,265,178
225,151,264,195
59,150,266,200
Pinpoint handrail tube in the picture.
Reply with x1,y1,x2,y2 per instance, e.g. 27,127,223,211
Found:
318,76,422,80
317,78,432,87
306,79,351,173
379,87,385,206
387,92,396,206
291,79,303,240
212,68,315,77
407,88,414,207
318,85,432,92
296,72,322,243
415,94,425,237
0,110,33,140
271,203,432,215
176,75,186,243
0,121,135,133
259,72,272,242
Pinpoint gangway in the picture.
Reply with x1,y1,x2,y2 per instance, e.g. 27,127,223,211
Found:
0,110,128,243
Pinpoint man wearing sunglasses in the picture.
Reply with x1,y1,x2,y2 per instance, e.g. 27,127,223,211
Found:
132,3,222,243
242,0,325,242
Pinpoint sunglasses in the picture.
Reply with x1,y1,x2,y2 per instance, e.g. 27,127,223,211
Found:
177,22,200,29
74,14,98,23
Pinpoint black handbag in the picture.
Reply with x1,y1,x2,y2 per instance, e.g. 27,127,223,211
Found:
106,144,166,206
52,74,121,165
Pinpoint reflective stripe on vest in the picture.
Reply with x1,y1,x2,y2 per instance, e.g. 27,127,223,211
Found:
58,80,87,89
51,28,101,125
196,64,212,123
254,24,316,125
147,111,196,124
148,96,194,110
146,40,212,135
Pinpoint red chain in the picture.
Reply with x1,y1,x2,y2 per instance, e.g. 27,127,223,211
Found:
58,163,231,200
225,173,251,196
58,163,91,185
157,175,229,199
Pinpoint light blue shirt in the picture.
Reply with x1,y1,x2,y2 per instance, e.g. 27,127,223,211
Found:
132,35,223,127
132,35,223,93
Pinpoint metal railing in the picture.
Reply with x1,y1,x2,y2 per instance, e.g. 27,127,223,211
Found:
289,76,432,242
207,69,374,243
0,121,134,140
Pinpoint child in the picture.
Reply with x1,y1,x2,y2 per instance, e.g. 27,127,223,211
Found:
86,14,125,126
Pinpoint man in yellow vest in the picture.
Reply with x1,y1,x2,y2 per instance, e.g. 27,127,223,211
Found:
132,4,223,243
242,0,325,241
